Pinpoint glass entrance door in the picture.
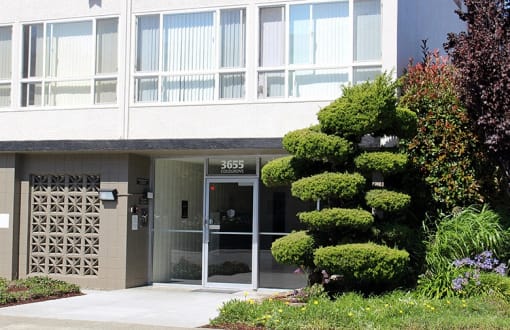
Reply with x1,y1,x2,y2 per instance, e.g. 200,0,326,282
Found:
204,179,258,288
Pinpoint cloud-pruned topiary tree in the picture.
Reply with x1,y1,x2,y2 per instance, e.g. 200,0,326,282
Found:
262,74,418,293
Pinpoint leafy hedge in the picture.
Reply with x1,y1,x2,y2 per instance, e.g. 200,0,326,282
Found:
314,243,409,286
354,152,408,174
283,128,352,163
365,189,411,213
271,231,315,267
318,74,398,140
292,172,366,201
298,208,374,231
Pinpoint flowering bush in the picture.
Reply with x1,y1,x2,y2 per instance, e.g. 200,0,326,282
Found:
451,251,509,299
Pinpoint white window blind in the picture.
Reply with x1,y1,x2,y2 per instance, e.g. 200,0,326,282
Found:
135,8,246,103
0,26,12,107
354,0,381,61
221,9,245,68
0,26,11,80
259,7,285,67
44,21,92,106
96,18,118,74
162,12,215,102
46,21,93,78
95,18,119,104
136,15,159,72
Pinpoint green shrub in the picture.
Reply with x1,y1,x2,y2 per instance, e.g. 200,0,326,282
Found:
416,268,462,299
377,223,419,250
283,128,352,163
271,231,315,268
298,208,373,231
292,172,366,201
261,156,298,187
477,273,510,302
390,106,418,138
424,205,510,274
318,74,398,140
354,152,408,175
401,52,490,210
365,189,411,213
261,156,326,187
314,243,409,287
0,276,80,306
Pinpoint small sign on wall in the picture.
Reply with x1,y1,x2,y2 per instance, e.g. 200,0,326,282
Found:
0,214,9,229
132,215,139,231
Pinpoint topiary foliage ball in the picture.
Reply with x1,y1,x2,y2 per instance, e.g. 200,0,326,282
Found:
365,189,411,213
390,106,418,138
317,74,398,140
354,152,408,175
261,156,298,187
261,156,325,187
314,243,410,288
298,208,374,232
283,128,353,163
292,172,366,201
271,231,315,268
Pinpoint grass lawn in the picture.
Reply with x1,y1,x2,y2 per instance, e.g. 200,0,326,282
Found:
0,276,81,307
210,290,510,329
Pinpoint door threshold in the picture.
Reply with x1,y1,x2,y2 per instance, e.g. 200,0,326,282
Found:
192,288,241,294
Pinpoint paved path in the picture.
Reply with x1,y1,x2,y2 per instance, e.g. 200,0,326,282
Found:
0,285,278,329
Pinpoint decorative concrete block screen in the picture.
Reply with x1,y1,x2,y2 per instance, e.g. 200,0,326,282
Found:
29,175,100,276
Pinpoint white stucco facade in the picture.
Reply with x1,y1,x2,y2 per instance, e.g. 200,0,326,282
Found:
0,0,463,142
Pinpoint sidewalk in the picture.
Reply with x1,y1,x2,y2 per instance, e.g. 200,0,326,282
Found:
0,285,278,329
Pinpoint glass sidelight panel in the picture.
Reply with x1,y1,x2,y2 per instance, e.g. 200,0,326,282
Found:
206,181,255,286
153,159,204,284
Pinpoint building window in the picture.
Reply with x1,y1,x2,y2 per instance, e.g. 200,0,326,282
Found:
135,9,246,103
0,26,12,107
21,18,118,107
258,0,381,99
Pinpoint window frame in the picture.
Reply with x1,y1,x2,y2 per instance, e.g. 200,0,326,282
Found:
133,7,247,104
257,0,382,100
20,17,119,109
0,25,12,108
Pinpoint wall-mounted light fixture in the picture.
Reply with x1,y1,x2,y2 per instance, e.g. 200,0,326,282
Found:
98,189,118,201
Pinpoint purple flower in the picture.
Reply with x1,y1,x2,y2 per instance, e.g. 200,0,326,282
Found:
452,276,464,291
494,263,508,276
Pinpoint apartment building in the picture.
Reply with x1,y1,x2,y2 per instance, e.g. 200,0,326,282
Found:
0,0,462,289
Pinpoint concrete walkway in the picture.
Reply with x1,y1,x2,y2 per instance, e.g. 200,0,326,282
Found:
0,285,279,329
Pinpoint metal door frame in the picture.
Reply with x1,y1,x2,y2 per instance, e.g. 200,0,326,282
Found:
202,177,259,289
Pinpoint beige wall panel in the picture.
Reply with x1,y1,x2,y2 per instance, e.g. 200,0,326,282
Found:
16,154,135,289
0,154,19,279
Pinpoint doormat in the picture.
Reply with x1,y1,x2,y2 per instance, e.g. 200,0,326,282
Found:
192,288,240,294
